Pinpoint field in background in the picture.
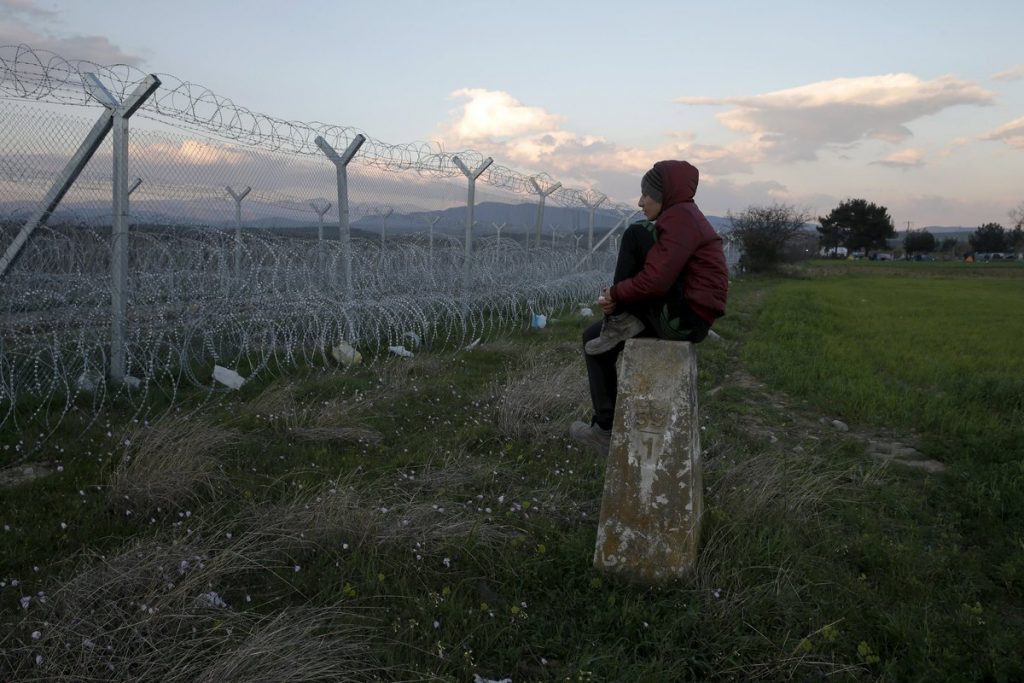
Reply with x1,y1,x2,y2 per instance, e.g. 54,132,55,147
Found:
2,261,1022,681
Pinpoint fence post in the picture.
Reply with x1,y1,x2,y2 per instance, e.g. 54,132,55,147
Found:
425,215,440,262
574,209,639,270
310,200,331,269
0,74,159,281
225,185,250,275
493,221,505,258
379,207,393,247
452,155,493,308
315,134,365,296
80,73,161,384
580,192,607,253
530,177,561,249
310,200,332,242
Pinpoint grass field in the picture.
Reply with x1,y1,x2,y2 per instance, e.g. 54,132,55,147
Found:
1,259,1022,681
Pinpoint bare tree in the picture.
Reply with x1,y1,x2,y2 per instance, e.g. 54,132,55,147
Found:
1009,201,1024,230
728,203,814,272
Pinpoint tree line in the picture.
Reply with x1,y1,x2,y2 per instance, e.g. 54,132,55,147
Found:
727,199,1024,272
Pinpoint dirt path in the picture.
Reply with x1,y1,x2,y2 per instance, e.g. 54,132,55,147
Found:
712,367,946,474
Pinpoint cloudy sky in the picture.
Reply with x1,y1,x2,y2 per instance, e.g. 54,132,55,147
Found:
2,0,1023,226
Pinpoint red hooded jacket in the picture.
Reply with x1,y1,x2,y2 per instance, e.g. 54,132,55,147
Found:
609,160,728,324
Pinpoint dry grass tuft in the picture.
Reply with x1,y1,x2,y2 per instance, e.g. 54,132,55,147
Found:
492,353,587,442
109,415,239,514
242,476,517,560
245,382,382,445
4,543,378,681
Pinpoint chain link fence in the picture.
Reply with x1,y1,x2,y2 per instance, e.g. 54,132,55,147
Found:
1,45,638,447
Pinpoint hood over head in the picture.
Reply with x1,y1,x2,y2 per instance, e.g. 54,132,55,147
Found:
650,160,699,209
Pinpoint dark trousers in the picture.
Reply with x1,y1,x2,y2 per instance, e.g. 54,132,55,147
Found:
583,223,709,430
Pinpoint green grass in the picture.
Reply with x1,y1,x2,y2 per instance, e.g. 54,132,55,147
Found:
2,265,1023,681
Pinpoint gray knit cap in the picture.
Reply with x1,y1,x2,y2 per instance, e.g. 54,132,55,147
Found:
641,167,663,202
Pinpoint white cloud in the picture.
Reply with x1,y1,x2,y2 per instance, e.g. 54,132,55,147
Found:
443,88,564,143
870,147,927,169
436,87,762,201
0,0,141,65
676,73,994,162
992,65,1024,82
138,139,246,166
980,116,1024,150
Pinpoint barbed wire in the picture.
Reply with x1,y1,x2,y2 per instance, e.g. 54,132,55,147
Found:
0,225,614,444
0,43,635,453
0,43,617,211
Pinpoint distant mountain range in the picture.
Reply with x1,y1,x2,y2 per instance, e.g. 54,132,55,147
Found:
8,198,982,240
2,200,735,235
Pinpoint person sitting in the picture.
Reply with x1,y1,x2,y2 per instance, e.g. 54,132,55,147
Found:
570,160,729,454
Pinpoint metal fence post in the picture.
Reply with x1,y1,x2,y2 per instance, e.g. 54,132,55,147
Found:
575,209,640,270
225,185,250,276
581,193,607,253
452,155,493,307
379,207,393,247
82,73,161,384
0,74,159,280
310,200,332,269
310,200,332,241
426,215,440,261
530,177,561,249
315,134,365,296
493,222,505,259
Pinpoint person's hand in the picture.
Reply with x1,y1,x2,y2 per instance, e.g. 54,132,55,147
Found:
597,287,616,315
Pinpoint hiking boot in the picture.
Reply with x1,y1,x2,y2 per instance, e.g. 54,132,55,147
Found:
584,312,645,355
569,420,612,455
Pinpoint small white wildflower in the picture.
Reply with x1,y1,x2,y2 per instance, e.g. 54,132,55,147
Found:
35,654,44,666
19,596,31,609
293,565,301,572
31,630,41,640
433,620,440,629
443,557,451,568
60,522,67,530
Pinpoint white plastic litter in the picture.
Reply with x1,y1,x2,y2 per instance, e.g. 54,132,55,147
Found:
579,307,594,317
123,375,141,389
388,345,415,358
195,591,228,609
331,341,362,366
212,365,245,390
77,373,99,393
464,337,482,350
530,313,547,328
404,331,422,347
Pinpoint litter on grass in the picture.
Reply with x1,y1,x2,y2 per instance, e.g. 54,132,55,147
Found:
212,365,245,390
